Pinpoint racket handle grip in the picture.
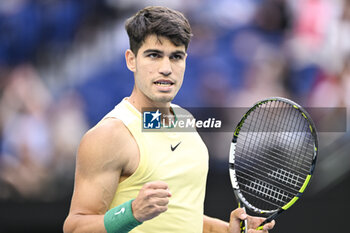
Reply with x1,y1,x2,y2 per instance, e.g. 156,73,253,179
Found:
240,207,248,233
240,218,248,233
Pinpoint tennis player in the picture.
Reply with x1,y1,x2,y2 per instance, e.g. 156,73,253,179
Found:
63,6,275,233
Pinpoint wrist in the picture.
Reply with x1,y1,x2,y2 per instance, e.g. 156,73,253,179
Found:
104,199,142,233
131,198,142,222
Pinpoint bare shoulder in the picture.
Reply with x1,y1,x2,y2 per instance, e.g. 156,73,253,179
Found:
77,117,138,177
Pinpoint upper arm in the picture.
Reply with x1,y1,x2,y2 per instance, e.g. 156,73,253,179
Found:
64,119,137,232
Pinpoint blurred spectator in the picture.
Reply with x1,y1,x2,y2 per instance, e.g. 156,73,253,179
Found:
306,0,350,107
292,0,331,50
340,55,350,108
0,65,53,199
308,55,350,110
320,0,350,73
0,64,88,201
48,89,88,199
230,46,290,107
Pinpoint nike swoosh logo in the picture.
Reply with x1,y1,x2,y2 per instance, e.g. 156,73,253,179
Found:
171,142,181,151
114,207,125,215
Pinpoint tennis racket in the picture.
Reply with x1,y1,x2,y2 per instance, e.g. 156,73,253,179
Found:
229,97,318,232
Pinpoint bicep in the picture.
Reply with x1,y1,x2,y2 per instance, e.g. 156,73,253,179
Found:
64,171,119,233
69,128,124,215
64,150,121,233
69,165,121,215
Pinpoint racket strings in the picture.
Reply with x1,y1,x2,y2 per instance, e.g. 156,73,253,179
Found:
235,101,315,211
236,133,313,172
241,109,313,160
235,150,305,190
288,104,313,173
239,115,314,175
238,131,313,171
241,179,290,206
238,168,297,197
235,134,311,183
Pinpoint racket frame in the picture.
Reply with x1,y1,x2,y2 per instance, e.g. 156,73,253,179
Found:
229,97,318,229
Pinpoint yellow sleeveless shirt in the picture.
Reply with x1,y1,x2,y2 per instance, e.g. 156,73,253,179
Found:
103,98,209,233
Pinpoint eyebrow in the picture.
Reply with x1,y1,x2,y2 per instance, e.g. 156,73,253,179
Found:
143,49,186,56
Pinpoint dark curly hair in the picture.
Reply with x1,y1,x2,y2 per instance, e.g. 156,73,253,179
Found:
125,6,192,55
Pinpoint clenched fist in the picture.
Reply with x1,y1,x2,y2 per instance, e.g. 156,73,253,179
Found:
132,181,172,222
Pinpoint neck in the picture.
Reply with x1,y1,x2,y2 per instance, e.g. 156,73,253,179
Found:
128,91,173,116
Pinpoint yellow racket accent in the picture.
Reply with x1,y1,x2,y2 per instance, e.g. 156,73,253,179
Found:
282,196,299,210
299,175,311,193
281,174,312,210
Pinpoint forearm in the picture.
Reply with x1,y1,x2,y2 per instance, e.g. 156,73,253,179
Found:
63,214,106,233
203,215,229,233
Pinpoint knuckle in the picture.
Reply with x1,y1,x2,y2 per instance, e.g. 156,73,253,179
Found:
144,182,152,189
160,181,168,188
145,181,157,188
143,189,150,196
230,209,239,220
144,189,154,199
164,198,169,205
158,205,168,213
158,196,169,204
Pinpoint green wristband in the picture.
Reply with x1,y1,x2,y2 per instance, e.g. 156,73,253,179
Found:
104,199,142,233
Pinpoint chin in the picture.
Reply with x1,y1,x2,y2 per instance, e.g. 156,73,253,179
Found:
153,95,174,103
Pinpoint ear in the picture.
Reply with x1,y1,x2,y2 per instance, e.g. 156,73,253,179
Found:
125,49,136,72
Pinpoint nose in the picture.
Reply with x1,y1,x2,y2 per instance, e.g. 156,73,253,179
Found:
159,57,172,76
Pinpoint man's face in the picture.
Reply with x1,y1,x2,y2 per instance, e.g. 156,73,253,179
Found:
127,34,187,104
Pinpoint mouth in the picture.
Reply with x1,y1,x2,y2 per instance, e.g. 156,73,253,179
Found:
153,79,175,92
154,80,174,87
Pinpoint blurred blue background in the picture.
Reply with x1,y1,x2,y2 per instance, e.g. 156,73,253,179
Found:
0,0,349,232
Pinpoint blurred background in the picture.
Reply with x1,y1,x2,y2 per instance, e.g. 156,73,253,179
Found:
0,0,349,232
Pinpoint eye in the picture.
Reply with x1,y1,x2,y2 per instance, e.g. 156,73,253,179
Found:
148,53,160,59
170,54,184,60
